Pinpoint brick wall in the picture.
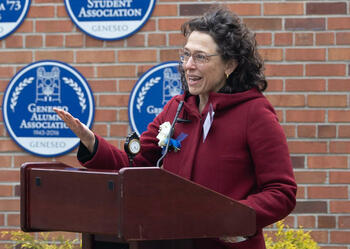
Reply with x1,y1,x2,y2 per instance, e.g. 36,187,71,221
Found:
0,0,349,248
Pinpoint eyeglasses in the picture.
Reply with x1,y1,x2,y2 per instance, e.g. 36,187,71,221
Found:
179,49,219,65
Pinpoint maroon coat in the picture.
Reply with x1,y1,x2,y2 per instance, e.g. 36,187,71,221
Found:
81,88,297,249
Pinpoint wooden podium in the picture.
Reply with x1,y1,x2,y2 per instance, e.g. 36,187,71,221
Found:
20,162,256,249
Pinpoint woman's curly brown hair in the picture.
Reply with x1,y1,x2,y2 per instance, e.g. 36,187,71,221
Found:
180,6,267,93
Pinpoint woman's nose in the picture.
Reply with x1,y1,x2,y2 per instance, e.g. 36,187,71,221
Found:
184,56,196,69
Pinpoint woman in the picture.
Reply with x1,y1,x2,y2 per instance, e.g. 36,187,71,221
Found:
55,6,296,249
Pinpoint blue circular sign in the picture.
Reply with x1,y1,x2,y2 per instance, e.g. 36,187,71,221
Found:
64,0,156,40
0,0,31,40
3,61,95,157
129,61,183,136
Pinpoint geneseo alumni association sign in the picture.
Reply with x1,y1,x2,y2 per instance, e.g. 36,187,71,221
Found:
3,61,95,157
128,61,183,136
0,0,31,40
64,0,156,40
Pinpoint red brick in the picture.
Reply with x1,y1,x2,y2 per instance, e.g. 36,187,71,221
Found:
118,109,129,122
243,18,282,31
316,32,335,45
0,67,14,78
266,94,305,107
159,18,188,31
35,51,74,62
286,49,325,61
0,199,19,211
36,20,74,33
66,34,84,48
16,20,33,33
306,64,346,76
94,110,117,122
179,4,212,16
45,35,64,47
227,3,261,16
7,214,20,226
329,48,350,60
0,185,12,197
317,125,336,139
328,17,350,30
266,79,283,92
330,141,350,153
310,230,328,244
331,231,350,244
288,141,327,154
118,50,156,62
330,171,350,184
92,124,108,137
0,51,32,64
153,4,178,17
264,3,303,15
328,79,350,91
255,33,272,46
339,216,350,228
0,140,21,152
99,94,129,107
308,94,347,107
127,34,145,47
293,201,327,213
148,33,167,47
160,49,180,62
338,125,350,138
297,125,316,138
265,64,303,77
97,66,136,78
89,80,117,93
336,32,350,45
307,2,347,15
110,124,129,137
286,79,325,92
77,50,115,63
28,5,55,18
318,216,336,228
294,170,327,184
331,201,350,213
285,18,325,31
281,125,296,138
295,33,314,46
4,35,23,48
259,49,283,61
308,186,348,199
329,110,350,122
119,79,136,92
169,33,185,46
286,110,325,122
86,36,104,47
297,216,315,228
274,32,293,46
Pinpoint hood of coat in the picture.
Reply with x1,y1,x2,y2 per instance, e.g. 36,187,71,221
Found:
175,88,265,117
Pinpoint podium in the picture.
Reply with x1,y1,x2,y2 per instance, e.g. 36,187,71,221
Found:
20,162,256,249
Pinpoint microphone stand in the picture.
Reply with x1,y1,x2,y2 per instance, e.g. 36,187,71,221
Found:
156,101,184,168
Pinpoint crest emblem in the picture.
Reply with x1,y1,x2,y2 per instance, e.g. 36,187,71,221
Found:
129,61,182,136
3,60,95,157
0,0,31,40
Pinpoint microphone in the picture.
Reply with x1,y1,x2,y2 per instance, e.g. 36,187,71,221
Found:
156,101,184,168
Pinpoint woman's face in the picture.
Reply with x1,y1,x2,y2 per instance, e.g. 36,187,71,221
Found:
182,31,236,99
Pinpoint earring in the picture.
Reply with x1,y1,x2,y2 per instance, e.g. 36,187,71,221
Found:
226,72,229,79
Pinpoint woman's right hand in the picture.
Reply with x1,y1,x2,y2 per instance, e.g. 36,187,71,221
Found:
54,108,96,153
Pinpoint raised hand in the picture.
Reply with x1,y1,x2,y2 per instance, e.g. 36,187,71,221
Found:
54,108,95,153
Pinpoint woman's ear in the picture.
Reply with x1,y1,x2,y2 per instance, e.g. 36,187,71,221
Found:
225,59,238,76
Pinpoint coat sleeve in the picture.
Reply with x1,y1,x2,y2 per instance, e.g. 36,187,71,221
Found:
239,98,297,230
80,97,178,170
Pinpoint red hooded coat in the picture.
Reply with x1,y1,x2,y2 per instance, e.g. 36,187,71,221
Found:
80,88,297,249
